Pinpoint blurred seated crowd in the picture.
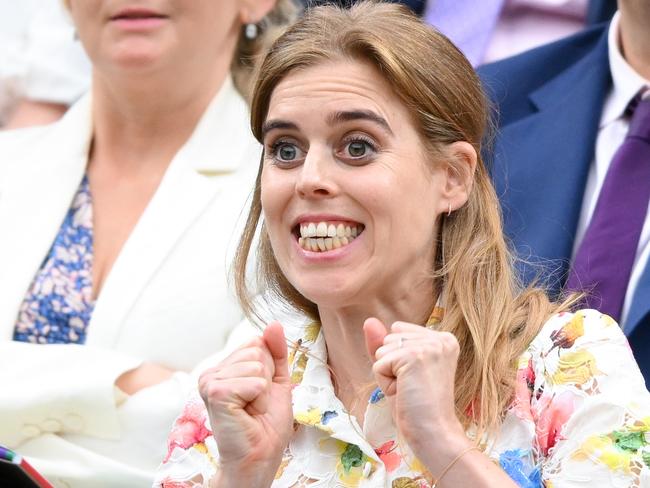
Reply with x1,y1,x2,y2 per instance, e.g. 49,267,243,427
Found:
2,0,650,487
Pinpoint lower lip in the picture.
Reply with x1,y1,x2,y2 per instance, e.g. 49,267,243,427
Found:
293,234,362,261
111,17,167,30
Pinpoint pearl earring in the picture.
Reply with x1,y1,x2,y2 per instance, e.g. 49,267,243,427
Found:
245,23,258,40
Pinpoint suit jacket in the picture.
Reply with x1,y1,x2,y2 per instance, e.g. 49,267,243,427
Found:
478,23,650,386
0,76,261,487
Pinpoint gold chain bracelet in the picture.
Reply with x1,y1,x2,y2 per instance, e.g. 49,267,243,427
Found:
431,445,480,487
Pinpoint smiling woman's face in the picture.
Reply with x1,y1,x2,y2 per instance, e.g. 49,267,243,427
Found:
260,59,457,309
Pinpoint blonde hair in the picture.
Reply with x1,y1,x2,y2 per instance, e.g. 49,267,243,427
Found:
235,1,572,438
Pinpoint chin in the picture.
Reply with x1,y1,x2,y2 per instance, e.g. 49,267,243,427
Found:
295,280,358,311
110,43,167,71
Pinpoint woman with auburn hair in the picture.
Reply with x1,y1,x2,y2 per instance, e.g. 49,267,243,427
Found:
0,0,298,486
156,2,650,487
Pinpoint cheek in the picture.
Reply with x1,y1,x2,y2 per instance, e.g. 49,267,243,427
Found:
260,170,292,240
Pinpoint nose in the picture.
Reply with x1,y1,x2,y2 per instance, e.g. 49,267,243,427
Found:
295,146,337,199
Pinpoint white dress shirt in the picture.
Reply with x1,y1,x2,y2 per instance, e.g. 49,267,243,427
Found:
572,12,650,328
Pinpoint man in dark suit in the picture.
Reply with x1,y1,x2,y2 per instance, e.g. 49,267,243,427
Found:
478,0,650,383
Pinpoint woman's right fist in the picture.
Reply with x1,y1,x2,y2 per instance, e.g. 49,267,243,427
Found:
199,322,293,487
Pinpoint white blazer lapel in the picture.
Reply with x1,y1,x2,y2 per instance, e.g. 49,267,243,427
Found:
87,76,259,346
0,97,93,339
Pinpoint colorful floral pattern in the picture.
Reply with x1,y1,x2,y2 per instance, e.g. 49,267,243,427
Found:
13,175,94,344
155,309,650,487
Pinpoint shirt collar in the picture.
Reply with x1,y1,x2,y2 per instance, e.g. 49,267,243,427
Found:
601,11,650,127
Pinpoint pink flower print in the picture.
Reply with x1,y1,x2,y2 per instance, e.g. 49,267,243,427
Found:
512,357,535,421
164,400,212,463
535,390,576,456
375,440,401,472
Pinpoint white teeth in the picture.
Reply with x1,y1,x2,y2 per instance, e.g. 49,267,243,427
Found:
298,221,364,251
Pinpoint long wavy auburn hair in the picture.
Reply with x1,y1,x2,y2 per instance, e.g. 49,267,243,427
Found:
234,1,572,438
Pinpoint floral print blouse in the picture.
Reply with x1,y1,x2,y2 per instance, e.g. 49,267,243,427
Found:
13,175,94,344
155,309,650,487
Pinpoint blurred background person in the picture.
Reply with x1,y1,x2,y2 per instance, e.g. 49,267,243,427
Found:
0,0,298,486
303,0,616,65
479,0,650,383
0,0,90,128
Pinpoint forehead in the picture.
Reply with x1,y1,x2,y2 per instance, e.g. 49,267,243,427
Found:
266,59,410,124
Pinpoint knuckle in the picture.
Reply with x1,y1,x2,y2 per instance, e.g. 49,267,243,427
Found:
251,361,265,376
204,382,228,404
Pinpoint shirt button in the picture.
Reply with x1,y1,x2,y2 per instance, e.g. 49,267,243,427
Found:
63,413,84,432
21,424,41,438
41,418,62,433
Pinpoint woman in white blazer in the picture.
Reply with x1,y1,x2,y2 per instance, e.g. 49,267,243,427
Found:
0,1,298,486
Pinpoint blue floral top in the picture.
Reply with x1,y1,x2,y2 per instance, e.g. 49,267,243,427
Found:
13,176,95,344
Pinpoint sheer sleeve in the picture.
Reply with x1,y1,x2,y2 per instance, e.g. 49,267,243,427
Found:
526,309,650,487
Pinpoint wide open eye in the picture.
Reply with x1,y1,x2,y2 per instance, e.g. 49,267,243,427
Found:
277,143,298,161
337,135,378,164
268,139,305,167
347,141,368,158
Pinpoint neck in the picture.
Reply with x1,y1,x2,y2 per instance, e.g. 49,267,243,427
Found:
619,4,650,81
89,53,231,174
318,278,436,417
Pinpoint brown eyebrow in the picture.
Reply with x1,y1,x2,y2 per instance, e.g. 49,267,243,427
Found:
327,110,393,135
261,120,300,138
262,109,393,139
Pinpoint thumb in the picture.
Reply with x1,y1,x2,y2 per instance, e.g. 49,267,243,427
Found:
363,317,388,361
263,321,290,385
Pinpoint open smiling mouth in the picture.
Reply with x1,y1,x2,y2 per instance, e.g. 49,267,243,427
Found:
295,221,365,252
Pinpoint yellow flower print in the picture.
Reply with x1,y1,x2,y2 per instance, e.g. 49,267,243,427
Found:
551,349,602,385
295,407,322,427
290,351,308,385
334,442,370,487
304,322,321,342
550,313,585,351
392,477,422,488
573,435,633,473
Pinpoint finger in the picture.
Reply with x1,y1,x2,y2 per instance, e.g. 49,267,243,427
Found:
215,337,267,368
200,376,268,411
372,355,398,396
390,321,432,333
207,361,272,383
263,321,290,384
363,317,388,360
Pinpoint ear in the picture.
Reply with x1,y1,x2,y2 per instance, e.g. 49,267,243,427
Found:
240,0,277,25
438,141,477,215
